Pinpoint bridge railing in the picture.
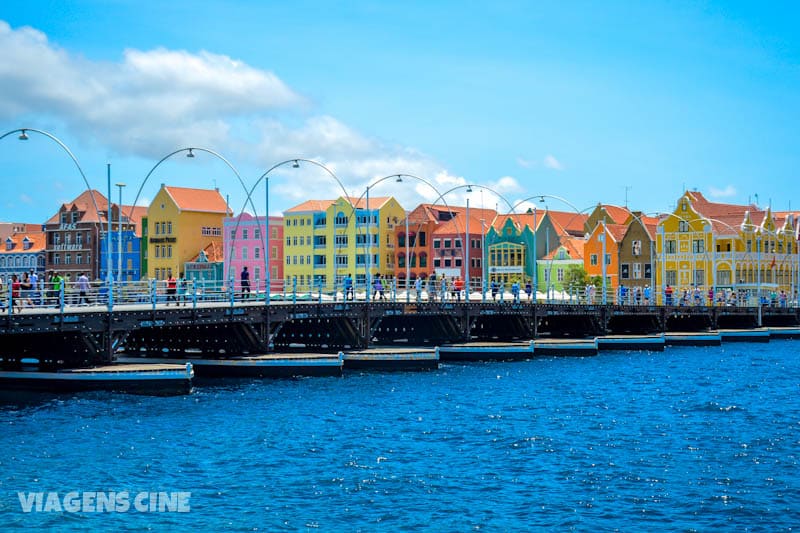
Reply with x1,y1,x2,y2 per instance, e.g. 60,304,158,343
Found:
0,277,795,314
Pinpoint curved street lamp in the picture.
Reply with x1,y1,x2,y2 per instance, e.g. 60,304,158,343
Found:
236,158,352,302
345,173,452,300
0,128,107,309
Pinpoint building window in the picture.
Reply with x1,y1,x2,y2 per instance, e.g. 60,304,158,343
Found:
632,240,641,256
243,229,249,240
54,254,60,265
334,212,348,226
666,240,676,254
605,254,611,265
242,247,248,261
335,255,348,266
335,235,348,246
271,228,278,239
272,246,278,259
65,254,72,265
255,248,260,259
666,270,677,286
694,269,704,286
454,239,462,248
692,239,704,253
254,228,261,239
621,264,629,279
633,263,642,279
590,254,598,266
678,221,689,232
444,239,452,248
433,239,441,249
167,245,172,258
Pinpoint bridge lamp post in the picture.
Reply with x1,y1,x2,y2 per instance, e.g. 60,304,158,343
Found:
116,183,126,283
2,127,104,307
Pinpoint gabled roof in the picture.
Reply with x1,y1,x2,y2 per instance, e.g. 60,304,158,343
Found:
546,210,589,237
189,241,224,263
1,230,46,254
285,199,336,213
542,237,584,261
46,190,110,224
164,186,230,214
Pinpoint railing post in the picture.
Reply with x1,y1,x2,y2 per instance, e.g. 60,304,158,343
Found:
7,283,11,316
229,276,235,308
482,278,487,303
151,279,157,310
59,284,65,314
192,279,198,309
317,280,322,304
292,277,297,305
265,272,271,306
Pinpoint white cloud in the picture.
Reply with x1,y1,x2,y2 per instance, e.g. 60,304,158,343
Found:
543,154,563,171
0,20,502,216
516,157,533,168
708,185,737,199
0,21,302,158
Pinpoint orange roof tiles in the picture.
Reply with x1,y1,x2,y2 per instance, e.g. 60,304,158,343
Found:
2,230,46,253
190,241,224,263
164,186,230,214
601,204,632,224
285,196,394,213
46,190,110,224
547,210,589,236
542,237,584,261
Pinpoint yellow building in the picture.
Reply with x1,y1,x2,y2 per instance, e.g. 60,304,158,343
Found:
283,196,405,291
146,185,232,280
655,191,798,303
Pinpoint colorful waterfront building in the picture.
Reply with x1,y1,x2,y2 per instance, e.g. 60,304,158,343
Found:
537,237,584,296
0,223,46,283
223,213,284,290
44,190,141,282
654,191,799,303
394,204,497,289
146,185,231,280
617,213,658,293
485,209,588,291
184,242,224,283
99,206,147,282
584,221,627,294
283,196,405,291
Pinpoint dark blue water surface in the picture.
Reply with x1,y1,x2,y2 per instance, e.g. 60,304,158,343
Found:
1,341,799,531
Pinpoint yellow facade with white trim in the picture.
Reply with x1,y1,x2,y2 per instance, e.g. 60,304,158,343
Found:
654,192,798,303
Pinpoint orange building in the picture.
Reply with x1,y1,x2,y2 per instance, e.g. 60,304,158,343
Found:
584,222,627,293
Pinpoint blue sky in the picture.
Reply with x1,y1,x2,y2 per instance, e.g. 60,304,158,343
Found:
1,1,799,222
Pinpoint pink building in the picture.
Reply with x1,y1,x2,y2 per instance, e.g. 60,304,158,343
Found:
223,213,284,290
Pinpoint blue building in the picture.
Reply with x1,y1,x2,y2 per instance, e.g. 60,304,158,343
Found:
99,229,142,281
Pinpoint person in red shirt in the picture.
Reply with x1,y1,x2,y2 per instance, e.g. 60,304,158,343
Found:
454,277,465,302
10,274,22,314
166,273,177,306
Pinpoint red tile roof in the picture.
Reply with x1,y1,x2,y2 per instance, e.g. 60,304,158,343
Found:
285,196,395,214
546,210,590,236
164,186,230,214
542,237,585,261
190,241,224,263
46,190,110,224
2,230,46,253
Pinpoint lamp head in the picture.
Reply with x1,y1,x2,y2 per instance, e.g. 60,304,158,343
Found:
18,130,28,141
395,175,403,183
186,149,195,158
292,160,300,168
466,185,473,193
538,196,545,203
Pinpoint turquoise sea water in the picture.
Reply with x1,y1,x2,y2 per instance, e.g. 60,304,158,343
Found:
0,341,798,531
